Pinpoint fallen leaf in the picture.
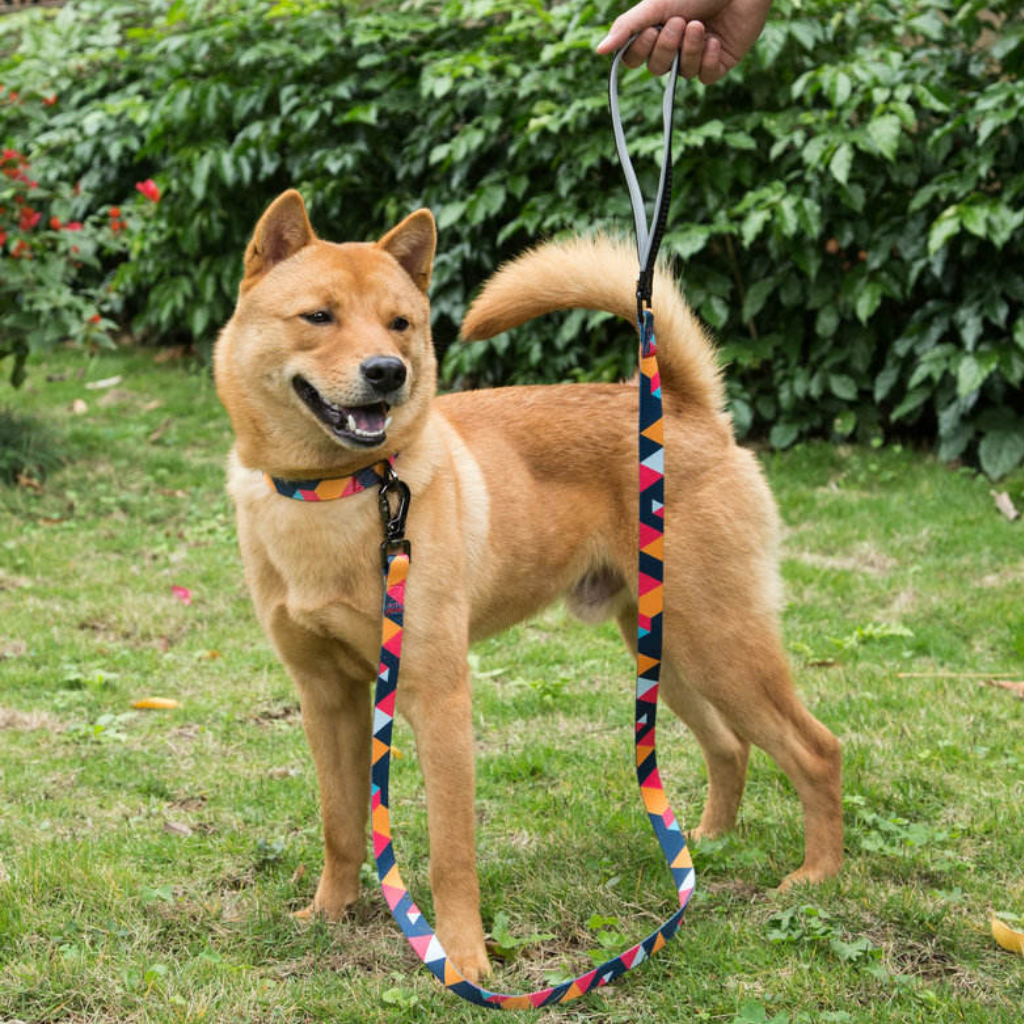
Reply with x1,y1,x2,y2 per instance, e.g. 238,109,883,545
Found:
132,697,180,710
153,345,193,364
15,473,42,492
0,640,28,660
148,417,173,443
170,585,192,605
980,679,1024,700
991,915,1024,956
164,821,194,838
990,490,1020,522
97,388,133,408
71,398,88,415
84,374,123,390
291,863,307,885
268,765,299,778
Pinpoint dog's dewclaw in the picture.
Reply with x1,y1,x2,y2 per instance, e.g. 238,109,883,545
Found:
990,915,1024,956
131,697,180,710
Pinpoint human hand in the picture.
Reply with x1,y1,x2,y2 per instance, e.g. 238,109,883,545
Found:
596,0,773,84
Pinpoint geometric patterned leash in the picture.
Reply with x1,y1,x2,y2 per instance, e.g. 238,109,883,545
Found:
369,307,694,1008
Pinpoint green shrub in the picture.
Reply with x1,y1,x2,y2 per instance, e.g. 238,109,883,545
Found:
1,0,1022,476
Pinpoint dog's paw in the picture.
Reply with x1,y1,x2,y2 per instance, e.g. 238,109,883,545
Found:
444,939,492,986
777,858,842,892
293,885,359,922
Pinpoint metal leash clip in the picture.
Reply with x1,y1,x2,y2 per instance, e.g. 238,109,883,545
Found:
378,464,411,570
608,34,680,322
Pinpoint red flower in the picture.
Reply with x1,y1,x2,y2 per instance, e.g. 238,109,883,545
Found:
65,221,83,231
88,314,101,324
109,206,121,218
11,239,31,258
0,230,6,247
135,179,160,203
19,207,41,231
110,219,126,233
42,94,57,107
49,216,62,230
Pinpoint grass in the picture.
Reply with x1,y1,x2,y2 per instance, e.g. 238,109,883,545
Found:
1,347,1022,1024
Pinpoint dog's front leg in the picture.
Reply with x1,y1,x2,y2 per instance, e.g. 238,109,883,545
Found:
401,659,490,983
291,664,372,921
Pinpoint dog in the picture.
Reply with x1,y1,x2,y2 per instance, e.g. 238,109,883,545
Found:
214,190,843,982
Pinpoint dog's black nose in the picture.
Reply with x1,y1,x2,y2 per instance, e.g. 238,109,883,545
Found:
360,356,407,394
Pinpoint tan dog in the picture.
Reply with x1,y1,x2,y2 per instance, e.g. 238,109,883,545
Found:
214,190,842,982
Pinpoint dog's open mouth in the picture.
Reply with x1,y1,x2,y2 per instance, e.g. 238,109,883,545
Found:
292,376,391,447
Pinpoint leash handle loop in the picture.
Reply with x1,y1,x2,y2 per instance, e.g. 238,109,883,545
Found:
608,33,679,316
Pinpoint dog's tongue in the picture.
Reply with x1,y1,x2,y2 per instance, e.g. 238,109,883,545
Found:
349,404,387,433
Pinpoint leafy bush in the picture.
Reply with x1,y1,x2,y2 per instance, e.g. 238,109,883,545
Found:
1,0,1022,476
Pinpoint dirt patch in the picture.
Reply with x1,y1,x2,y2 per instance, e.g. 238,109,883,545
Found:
787,543,897,576
0,706,63,731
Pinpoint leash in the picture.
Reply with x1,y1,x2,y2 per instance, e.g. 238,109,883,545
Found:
362,40,694,1008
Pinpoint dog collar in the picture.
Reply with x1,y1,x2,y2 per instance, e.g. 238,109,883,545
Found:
265,456,396,502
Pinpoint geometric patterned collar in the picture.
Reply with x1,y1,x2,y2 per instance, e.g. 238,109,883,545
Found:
264,456,396,502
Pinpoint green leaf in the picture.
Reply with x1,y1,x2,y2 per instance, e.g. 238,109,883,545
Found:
855,282,883,324
769,422,800,450
828,142,853,187
742,278,775,322
979,429,1024,480
956,352,996,397
829,373,858,401
865,115,903,162
928,207,961,255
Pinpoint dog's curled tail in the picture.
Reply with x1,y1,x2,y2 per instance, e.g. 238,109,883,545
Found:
461,236,723,411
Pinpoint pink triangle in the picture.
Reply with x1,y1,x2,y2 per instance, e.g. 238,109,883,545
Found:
638,522,661,549
408,933,434,961
638,571,660,595
377,688,396,718
621,943,643,968
373,831,391,857
387,579,406,603
530,988,555,1008
638,464,663,492
644,767,663,791
299,489,320,501
576,968,599,992
382,633,403,656
381,883,404,910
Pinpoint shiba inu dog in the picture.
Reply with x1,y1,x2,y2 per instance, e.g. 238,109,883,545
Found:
214,190,842,981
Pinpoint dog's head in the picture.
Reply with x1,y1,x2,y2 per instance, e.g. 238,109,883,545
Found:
215,190,437,476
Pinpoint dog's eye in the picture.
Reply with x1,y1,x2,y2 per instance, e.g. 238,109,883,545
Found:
301,310,333,325
389,316,410,332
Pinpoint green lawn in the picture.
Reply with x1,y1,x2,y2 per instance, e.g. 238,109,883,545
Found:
1,348,1022,1023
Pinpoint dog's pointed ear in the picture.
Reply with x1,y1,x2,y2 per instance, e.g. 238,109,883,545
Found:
243,190,316,287
377,209,436,294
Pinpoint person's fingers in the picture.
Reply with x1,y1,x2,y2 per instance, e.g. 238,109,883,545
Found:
621,26,659,68
596,0,673,54
676,19,706,78
646,17,686,76
698,35,730,85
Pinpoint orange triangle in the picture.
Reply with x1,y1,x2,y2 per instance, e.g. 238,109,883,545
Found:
636,742,655,767
638,585,663,618
636,653,659,675
372,737,390,764
672,847,694,869
642,418,664,445
382,617,402,644
444,960,464,987
372,804,390,837
380,863,401,888
652,931,666,954
641,536,664,561
560,982,583,1003
641,786,669,815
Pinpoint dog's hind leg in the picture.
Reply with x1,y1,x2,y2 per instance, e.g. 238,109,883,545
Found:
619,607,843,887
677,620,843,888
616,609,751,843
